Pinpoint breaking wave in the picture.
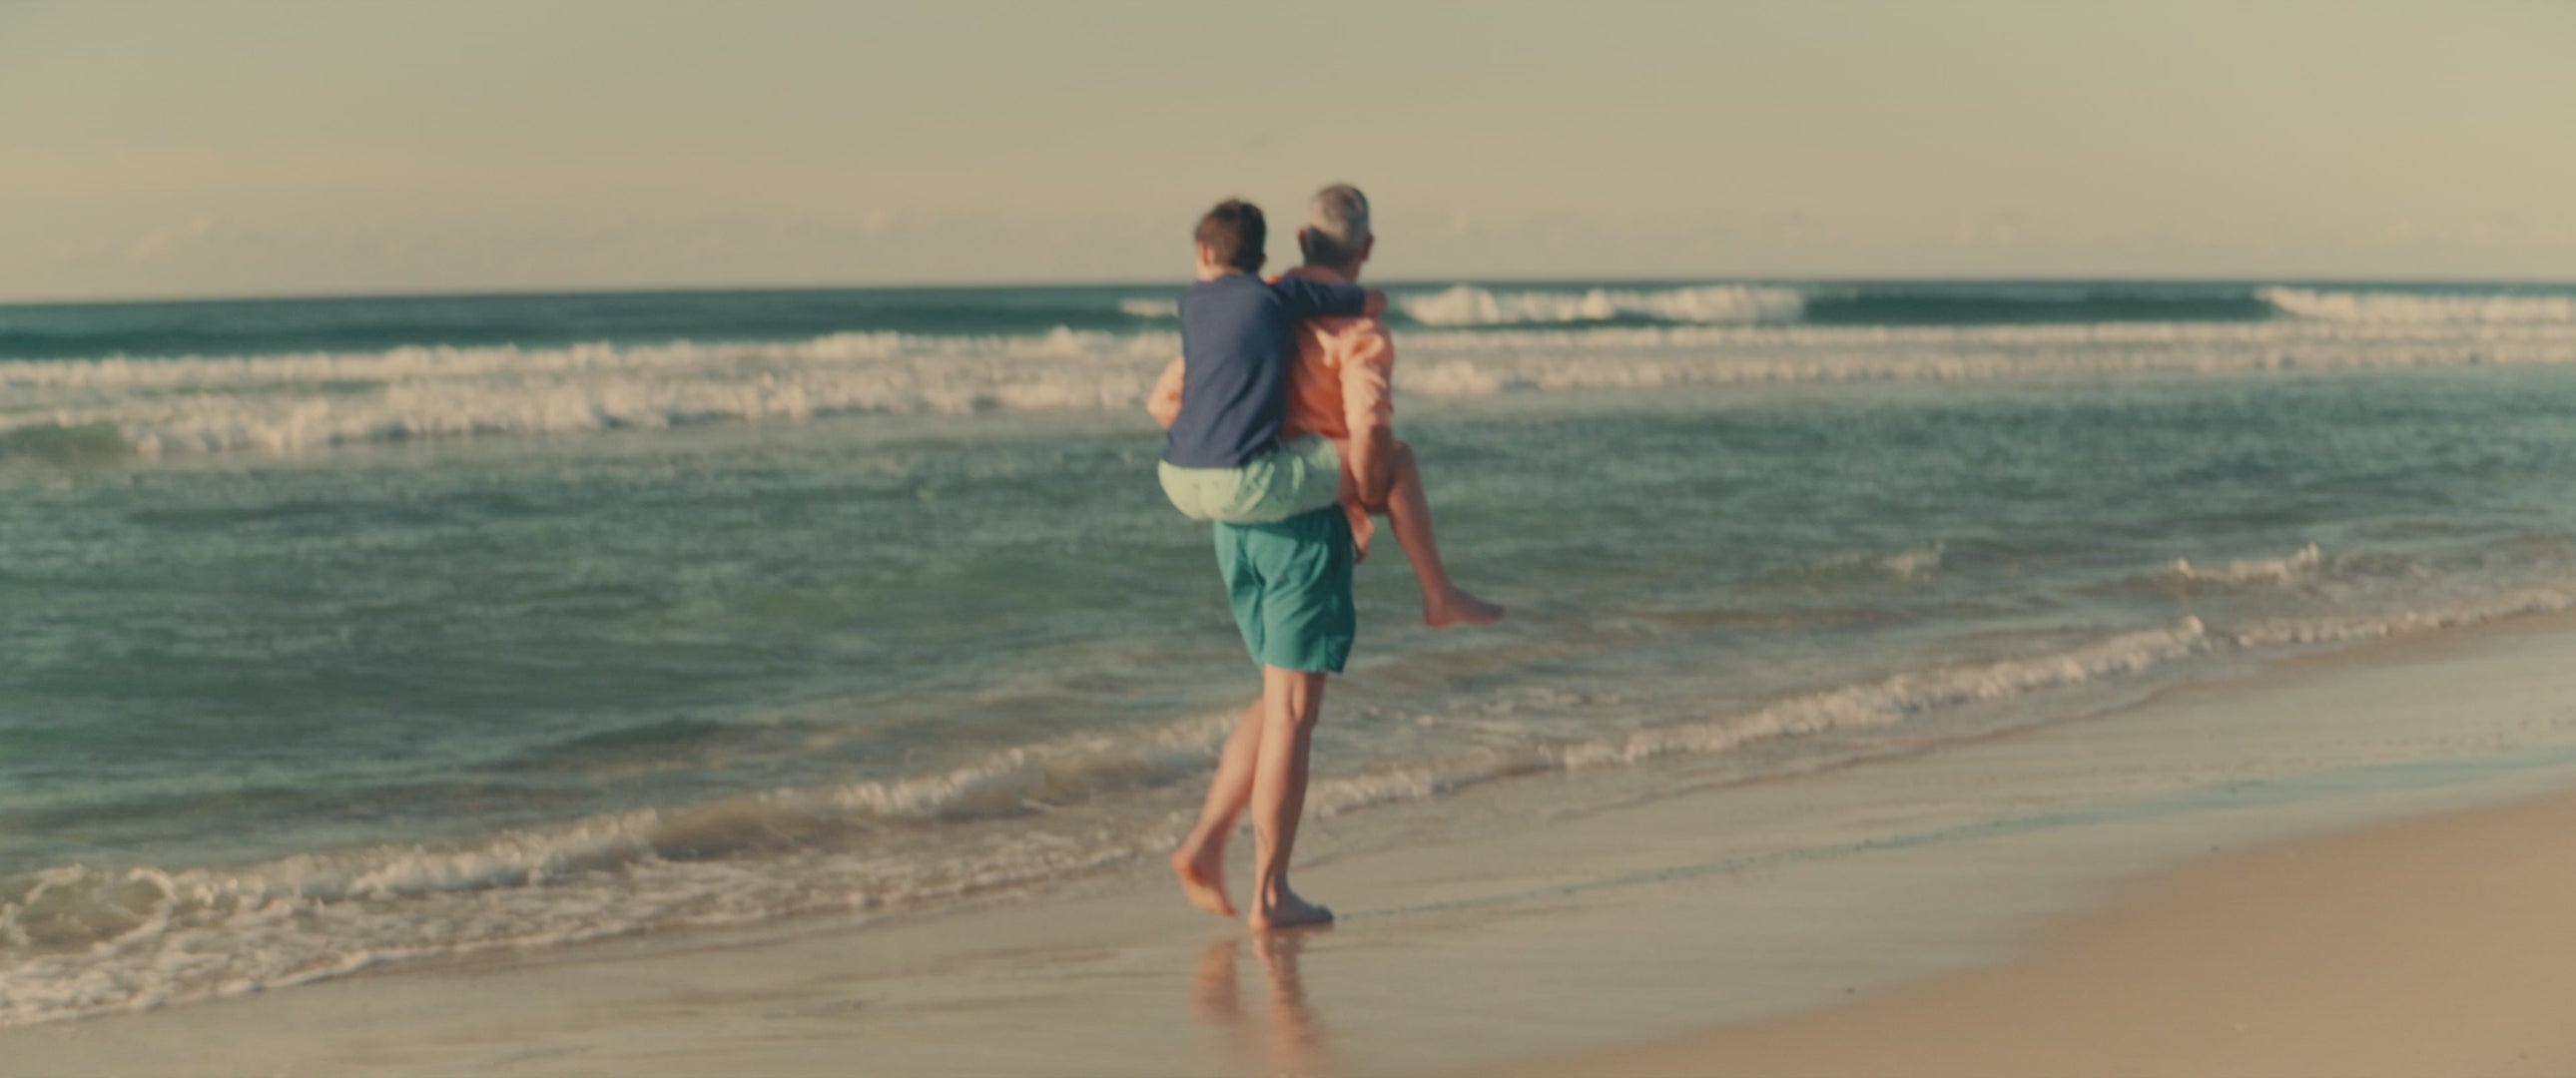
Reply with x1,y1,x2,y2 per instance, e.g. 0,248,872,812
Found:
2259,287,2576,324
1392,283,2576,329
1400,283,1806,326
9,313,2576,458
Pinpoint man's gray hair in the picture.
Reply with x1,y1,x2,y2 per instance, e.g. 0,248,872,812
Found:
1301,184,1371,266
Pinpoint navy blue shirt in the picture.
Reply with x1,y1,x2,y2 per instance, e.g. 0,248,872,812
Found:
1162,273,1370,468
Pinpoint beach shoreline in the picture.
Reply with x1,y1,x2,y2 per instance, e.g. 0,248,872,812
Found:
8,614,2576,1076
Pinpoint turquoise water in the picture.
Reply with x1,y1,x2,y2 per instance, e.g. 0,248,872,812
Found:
4,280,2576,1023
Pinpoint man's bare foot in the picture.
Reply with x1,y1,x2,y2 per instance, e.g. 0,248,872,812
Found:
1423,588,1505,628
1172,842,1236,917
1248,890,1334,931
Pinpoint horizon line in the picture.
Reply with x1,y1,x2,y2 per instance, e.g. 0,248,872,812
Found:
8,272,2576,309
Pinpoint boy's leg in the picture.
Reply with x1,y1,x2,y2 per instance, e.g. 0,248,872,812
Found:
1377,440,1505,627
1248,664,1332,929
1173,698,1264,917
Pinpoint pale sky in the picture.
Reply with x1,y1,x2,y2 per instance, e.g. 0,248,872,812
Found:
3,1,2572,301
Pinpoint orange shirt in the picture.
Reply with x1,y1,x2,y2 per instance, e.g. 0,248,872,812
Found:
1149,265,1395,553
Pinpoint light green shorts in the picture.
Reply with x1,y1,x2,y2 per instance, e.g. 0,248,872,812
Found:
1158,434,1343,525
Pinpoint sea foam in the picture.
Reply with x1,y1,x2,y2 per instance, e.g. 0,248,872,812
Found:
9,579,2573,1028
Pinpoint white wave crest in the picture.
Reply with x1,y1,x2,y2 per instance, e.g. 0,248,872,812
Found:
1390,318,2576,400
0,329,1180,456
1401,284,1806,326
2166,543,2326,586
2229,586,2576,648
1551,619,2214,771
1293,620,2220,818
1802,543,1946,580
5,317,2576,458
1879,544,1946,579
1117,297,1178,318
1307,583,2576,817
0,708,1237,1027
2260,287,2576,324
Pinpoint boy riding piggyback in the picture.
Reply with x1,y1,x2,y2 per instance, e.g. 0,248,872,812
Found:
1156,199,1383,525
1154,191,1503,628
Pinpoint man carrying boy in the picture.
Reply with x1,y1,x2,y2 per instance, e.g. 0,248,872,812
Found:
1161,199,1384,930
1151,187,1503,624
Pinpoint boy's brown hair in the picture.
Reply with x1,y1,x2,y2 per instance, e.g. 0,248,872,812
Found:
1194,199,1266,273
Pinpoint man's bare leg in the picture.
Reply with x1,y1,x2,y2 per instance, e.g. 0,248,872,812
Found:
1172,698,1264,917
1248,665,1334,930
1380,441,1505,628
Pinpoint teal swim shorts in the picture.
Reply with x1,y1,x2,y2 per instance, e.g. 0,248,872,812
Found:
1212,506,1356,674
1160,434,1343,525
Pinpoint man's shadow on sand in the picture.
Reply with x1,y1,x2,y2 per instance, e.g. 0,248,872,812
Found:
1192,929,1331,1076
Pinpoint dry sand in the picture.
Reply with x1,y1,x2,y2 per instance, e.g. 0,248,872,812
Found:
1512,784,2576,1077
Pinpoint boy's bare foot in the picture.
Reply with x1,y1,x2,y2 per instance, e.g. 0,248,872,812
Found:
1423,588,1505,628
1248,890,1334,931
1172,842,1236,917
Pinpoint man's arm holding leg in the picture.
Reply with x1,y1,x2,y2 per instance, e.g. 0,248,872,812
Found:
1339,328,1396,509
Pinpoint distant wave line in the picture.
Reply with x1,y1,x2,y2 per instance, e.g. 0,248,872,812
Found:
7,319,2576,457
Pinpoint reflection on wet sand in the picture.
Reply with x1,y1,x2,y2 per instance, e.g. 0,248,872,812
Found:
1192,931,1332,1076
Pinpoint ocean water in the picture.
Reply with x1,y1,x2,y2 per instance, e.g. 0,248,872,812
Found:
4,279,2576,1024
